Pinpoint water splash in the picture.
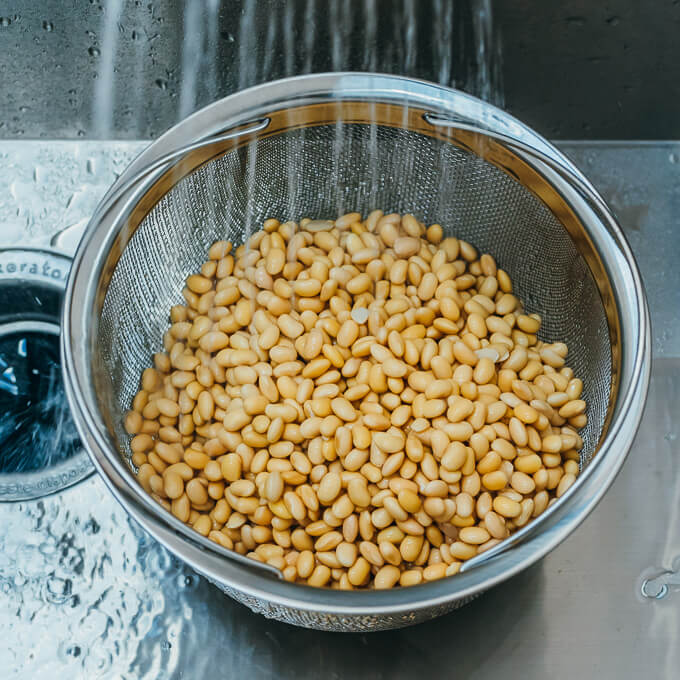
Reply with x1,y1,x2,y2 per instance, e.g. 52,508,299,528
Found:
206,0,220,101
303,0,316,73
283,3,296,78
177,0,220,120
127,2,146,132
433,0,454,87
243,140,259,243
403,0,417,76
260,3,279,84
641,558,680,600
363,0,378,72
93,0,124,137
238,1,257,91
178,0,203,119
472,0,504,106
0,331,80,474
280,2,302,224
330,0,353,215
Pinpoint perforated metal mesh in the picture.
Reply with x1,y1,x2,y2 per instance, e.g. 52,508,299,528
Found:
98,123,611,473
214,578,478,631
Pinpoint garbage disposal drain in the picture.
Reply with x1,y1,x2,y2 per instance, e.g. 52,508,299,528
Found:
0,249,92,501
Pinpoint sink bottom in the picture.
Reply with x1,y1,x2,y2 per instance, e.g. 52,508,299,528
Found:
0,140,677,679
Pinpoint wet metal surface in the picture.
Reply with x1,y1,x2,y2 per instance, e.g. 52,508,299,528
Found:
561,142,680,359
0,141,678,678
2,1,679,140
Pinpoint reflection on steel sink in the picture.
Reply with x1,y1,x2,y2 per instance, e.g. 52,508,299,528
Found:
0,140,679,679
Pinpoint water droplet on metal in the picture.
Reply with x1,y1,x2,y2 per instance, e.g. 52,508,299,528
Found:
88,46,100,57
669,153,679,164
42,20,53,31
178,572,199,589
44,576,73,604
641,578,667,599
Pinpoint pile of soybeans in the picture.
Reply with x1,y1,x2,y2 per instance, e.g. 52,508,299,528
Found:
124,211,586,590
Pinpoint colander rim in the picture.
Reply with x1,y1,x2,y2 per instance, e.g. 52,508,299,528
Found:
62,72,650,616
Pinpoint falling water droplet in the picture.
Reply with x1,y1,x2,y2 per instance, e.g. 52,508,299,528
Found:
565,16,585,27
606,16,620,26
88,46,100,57
161,640,172,651
0,17,11,26
77,129,86,137
155,78,168,90
42,20,54,31
669,153,679,164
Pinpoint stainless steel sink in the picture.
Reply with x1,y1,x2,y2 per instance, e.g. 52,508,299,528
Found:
0,139,678,679
1,0,679,676
1,0,679,140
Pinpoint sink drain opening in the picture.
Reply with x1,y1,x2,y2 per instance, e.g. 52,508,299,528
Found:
0,248,92,501
0,321,80,474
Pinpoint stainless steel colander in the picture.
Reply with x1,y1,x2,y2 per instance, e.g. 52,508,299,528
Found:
62,73,650,631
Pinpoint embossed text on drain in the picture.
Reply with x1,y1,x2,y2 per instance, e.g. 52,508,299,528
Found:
0,260,68,280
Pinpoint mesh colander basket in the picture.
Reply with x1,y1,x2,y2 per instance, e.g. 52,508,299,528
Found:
62,74,650,631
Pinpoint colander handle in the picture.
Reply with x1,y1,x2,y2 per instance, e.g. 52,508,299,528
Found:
52,117,271,252
423,112,618,239
424,111,634,573
66,116,284,579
